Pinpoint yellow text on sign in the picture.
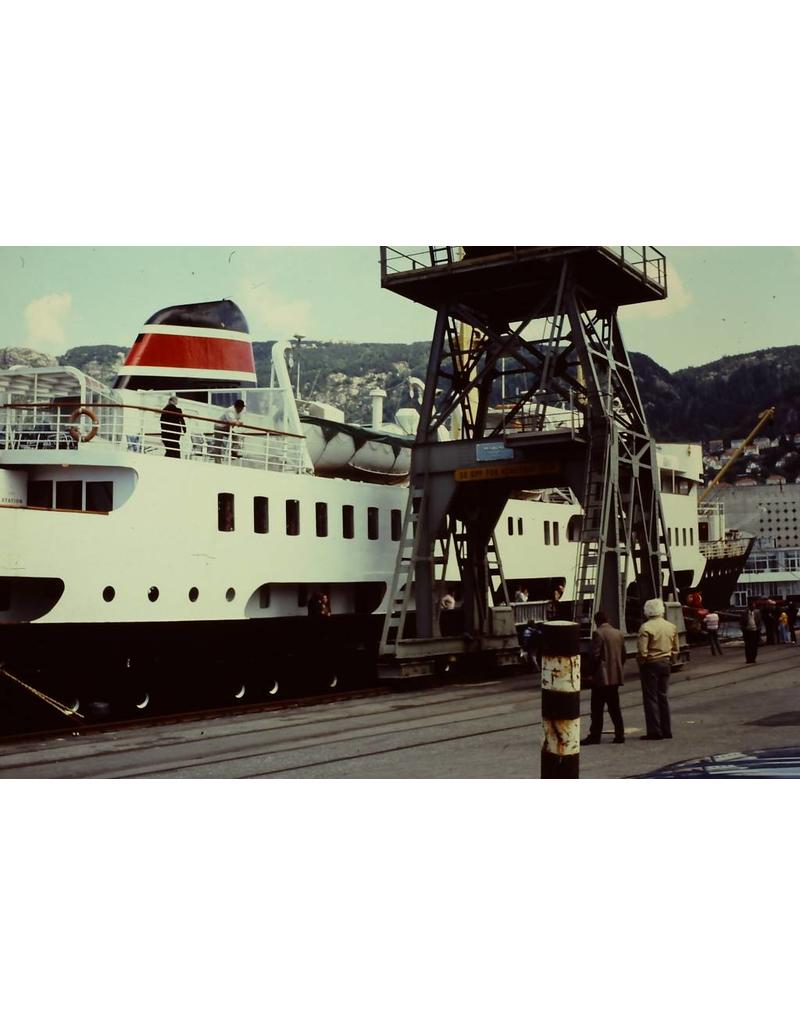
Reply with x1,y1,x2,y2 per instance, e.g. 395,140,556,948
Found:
454,461,560,482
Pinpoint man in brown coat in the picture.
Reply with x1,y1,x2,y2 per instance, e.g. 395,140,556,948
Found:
583,610,626,745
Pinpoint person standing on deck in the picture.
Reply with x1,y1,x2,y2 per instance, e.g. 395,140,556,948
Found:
214,399,245,461
545,582,565,621
637,598,679,741
160,396,186,458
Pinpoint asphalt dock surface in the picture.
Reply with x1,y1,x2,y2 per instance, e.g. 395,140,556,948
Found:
1,640,799,778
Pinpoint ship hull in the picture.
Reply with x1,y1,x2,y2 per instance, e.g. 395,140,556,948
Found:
0,614,383,722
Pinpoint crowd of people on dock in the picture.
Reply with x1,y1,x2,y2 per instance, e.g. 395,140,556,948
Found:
513,587,799,748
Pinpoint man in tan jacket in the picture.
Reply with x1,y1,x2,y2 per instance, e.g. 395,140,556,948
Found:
637,597,679,740
584,610,626,745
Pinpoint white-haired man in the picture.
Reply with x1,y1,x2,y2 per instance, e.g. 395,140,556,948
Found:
636,597,679,740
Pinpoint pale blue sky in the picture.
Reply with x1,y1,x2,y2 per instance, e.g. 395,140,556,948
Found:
0,246,797,372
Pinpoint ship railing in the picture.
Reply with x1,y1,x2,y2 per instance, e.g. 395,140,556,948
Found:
511,600,550,625
0,400,308,474
700,538,750,560
500,390,584,440
601,247,667,290
698,501,725,519
380,246,666,289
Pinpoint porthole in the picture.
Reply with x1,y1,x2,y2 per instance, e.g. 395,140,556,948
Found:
226,587,236,602
102,586,115,602
189,587,199,602
148,586,159,602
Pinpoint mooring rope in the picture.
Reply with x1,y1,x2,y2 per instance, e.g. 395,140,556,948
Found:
0,665,85,719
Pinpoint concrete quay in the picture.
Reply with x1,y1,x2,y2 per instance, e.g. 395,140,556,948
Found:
0,640,798,778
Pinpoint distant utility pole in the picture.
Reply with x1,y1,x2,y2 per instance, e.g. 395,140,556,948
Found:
292,334,305,398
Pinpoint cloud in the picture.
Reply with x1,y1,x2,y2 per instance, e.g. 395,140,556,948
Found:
234,278,312,338
621,264,692,321
24,292,72,352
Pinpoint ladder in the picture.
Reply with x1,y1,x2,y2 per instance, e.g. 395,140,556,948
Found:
379,489,511,657
452,525,510,614
379,487,450,656
573,427,611,628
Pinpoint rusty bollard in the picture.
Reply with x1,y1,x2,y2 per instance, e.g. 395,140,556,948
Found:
540,620,581,779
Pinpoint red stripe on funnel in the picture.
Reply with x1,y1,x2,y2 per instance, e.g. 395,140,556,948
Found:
123,333,256,374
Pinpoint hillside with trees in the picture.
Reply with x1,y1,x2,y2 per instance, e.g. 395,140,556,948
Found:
2,339,798,442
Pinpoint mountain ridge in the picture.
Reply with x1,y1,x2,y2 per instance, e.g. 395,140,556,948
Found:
1,340,795,443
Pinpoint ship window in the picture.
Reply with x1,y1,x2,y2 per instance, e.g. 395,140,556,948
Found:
553,522,559,545
683,528,687,546
544,521,551,545
286,499,300,536
27,480,53,508
567,514,582,542
226,588,236,602
690,527,694,545
259,584,271,608
148,586,159,602
391,509,402,541
343,504,354,539
189,587,199,602
56,480,82,511
254,496,269,534
508,516,514,535
367,507,379,540
86,481,113,513
218,492,235,532
102,586,115,602
518,517,524,536
316,502,328,537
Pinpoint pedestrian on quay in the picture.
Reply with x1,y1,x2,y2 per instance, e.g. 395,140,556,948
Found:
740,598,763,664
788,600,798,645
520,618,540,673
703,608,723,656
778,607,790,644
160,395,186,458
583,610,626,745
763,602,778,645
636,597,679,741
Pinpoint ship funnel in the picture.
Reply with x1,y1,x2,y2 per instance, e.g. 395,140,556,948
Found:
114,299,257,392
369,388,387,429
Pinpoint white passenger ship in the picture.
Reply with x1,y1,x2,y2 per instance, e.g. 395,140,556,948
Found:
0,300,745,712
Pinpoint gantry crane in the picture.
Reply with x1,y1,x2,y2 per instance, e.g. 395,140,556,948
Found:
377,246,683,678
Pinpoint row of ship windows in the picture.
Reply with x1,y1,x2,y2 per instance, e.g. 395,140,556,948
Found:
667,526,694,547
218,494,404,542
506,517,562,545
102,585,225,603
27,479,114,512
101,584,306,609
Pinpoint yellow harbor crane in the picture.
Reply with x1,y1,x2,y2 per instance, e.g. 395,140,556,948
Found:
699,406,776,503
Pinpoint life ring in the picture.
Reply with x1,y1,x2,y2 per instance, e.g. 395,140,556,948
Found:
68,407,98,443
